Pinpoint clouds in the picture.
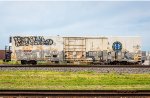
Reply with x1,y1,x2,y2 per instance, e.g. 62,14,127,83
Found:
0,1,150,50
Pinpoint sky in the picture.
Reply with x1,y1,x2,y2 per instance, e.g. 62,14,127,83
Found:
0,1,150,50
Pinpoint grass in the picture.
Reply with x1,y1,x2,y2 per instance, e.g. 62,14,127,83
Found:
0,60,20,65
0,60,91,65
0,60,3,64
0,70,150,90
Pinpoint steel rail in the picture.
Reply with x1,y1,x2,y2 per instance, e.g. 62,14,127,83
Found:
0,90,150,96
0,64,150,68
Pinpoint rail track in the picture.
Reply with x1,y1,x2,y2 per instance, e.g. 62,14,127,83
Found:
0,64,150,74
0,64,150,67
0,90,150,97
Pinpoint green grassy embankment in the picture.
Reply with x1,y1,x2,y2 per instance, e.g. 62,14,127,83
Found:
0,60,20,65
0,70,150,90
0,60,91,65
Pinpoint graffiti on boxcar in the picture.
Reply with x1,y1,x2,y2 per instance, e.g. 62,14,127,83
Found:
14,50,63,60
13,36,53,47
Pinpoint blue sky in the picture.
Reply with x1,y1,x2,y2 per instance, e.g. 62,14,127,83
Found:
0,1,150,50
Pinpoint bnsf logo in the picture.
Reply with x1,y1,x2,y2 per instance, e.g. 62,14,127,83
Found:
112,41,122,52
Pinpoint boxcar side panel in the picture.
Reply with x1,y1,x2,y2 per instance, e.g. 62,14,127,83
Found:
63,37,86,61
85,37,108,52
11,36,63,61
108,37,141,53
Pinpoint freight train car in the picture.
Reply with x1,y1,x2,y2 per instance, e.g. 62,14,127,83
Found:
6,36,142,65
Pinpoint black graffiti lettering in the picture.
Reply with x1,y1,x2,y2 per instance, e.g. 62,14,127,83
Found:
13,36,22,47
13,36,54,47
34,36,43,45
24,37,30,46
44,39,53,45
28,36,34,46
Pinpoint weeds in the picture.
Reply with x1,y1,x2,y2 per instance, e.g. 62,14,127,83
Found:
0,70,150,90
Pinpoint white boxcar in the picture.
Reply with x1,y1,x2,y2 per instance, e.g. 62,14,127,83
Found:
11,36,63,64
9,36,141,64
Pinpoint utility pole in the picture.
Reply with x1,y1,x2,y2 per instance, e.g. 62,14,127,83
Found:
149,51,150,65
4,46,7,62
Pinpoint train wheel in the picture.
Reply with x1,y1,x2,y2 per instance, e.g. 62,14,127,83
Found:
21,60,27,65
30,60,37,65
